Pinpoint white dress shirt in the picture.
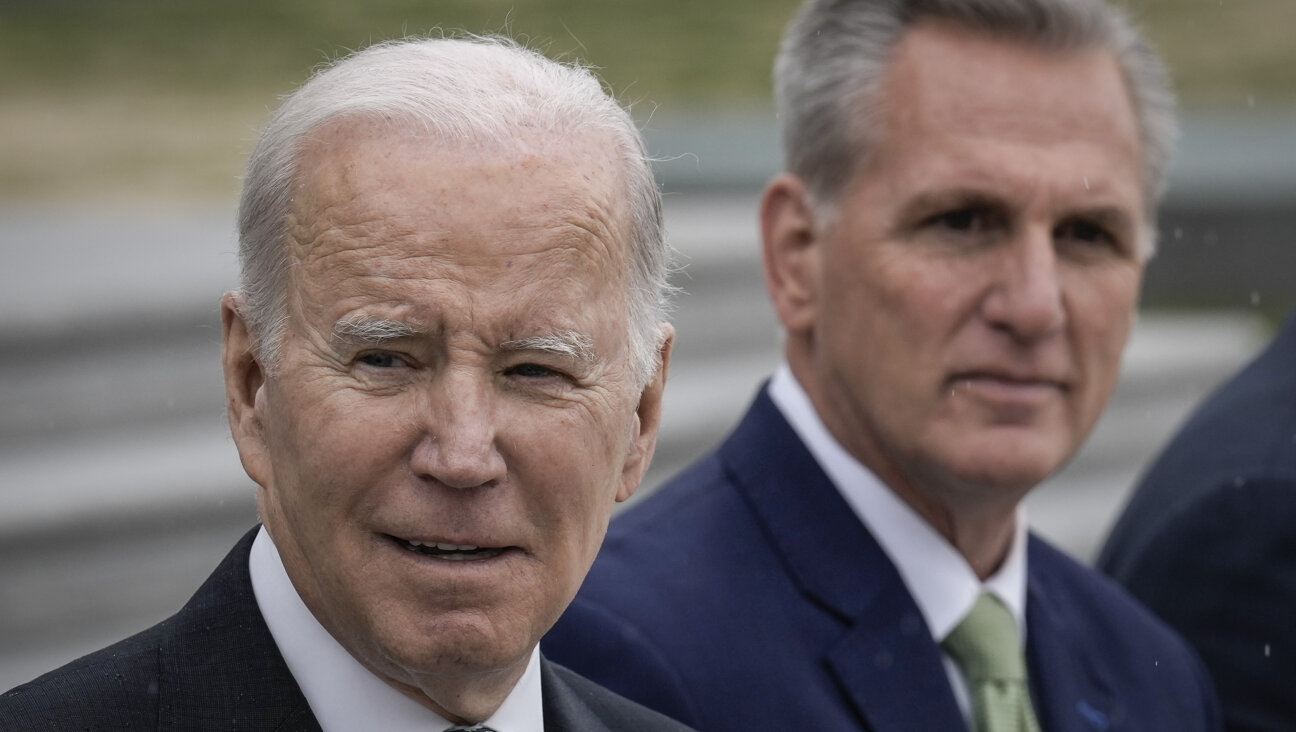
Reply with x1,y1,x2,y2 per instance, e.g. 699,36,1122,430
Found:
249,527,544,732
768,365,1030,725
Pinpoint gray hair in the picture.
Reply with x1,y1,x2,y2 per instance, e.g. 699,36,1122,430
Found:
237,36,672,385
775,0,1177,249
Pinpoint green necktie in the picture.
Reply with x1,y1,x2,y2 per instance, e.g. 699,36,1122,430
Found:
942,593,1041,732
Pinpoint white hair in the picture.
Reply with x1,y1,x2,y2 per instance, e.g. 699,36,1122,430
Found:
775,0,1178,255
237,35,672,385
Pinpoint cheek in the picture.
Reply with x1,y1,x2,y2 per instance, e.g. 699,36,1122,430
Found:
507,404,626,527
858,250,977,333
263,387,407,512
835,259,978,391
1065,270,1140,418
1069,269,1139,359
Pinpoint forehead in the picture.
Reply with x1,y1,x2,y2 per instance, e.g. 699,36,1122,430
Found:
291,117,628,256
282,119,631,319
872,22,1143,185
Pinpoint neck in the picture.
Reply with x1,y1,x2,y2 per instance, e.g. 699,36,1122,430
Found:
382,660,526,725
924,500,1018,580
864,458,1022,580
786,345,1021,580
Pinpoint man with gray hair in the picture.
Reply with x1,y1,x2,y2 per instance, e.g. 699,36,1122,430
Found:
0,36,691,731
545,0,1221,729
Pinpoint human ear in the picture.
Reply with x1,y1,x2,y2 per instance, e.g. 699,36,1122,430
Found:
617,324,674,503
760,173,821,335
220,292,273,489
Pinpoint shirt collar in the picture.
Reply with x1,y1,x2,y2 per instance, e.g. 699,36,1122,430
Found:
249,527,545,732
767,365,1029,641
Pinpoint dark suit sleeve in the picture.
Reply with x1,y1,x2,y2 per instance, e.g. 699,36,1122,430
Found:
1109,477,1296,730
544,596,701,728
0,642,161,732
0,529,321,732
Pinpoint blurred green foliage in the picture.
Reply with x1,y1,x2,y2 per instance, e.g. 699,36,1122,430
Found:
3,0,1292,103
0,0,797,104
1,0,1291,198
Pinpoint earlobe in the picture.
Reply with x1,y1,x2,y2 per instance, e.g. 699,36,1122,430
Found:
221,292,272,488
761,173,821,334
617,325,675,503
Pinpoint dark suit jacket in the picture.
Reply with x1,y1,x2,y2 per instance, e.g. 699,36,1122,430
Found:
544,388,1220,731
0,527,695,732
1099,311,1296,731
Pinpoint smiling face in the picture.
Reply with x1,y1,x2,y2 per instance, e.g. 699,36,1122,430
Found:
222,119,669,719
763,23,1146,541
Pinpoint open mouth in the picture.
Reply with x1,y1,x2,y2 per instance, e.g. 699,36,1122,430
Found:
395,537,507,561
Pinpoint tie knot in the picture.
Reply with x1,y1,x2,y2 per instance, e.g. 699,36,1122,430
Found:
943,592,1026,683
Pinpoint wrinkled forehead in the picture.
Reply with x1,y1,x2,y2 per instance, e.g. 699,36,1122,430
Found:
286,115,635,270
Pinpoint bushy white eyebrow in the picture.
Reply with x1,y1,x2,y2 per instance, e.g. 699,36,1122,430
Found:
332,316,423,344
332,318,596,362
501,331,597,362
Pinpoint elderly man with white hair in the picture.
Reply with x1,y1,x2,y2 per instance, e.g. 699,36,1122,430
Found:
0,36,689,732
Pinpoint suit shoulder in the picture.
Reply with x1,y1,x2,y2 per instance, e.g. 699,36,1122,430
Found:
1032,538,1179,636
0,621,168,730
614,449,733,530
1092,477,1296,729
545,439,782,725
1027,539,1220,725
592,446,757,583
1029,537,1213,676
545,662,696,731
1113,319,1296,524
544,592,700,723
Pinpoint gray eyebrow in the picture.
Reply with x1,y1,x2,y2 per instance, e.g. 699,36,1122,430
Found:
332,316,423,344
332,318,596,362
501,331,597,362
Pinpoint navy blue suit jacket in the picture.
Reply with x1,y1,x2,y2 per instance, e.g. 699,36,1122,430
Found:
1,527,695,732
1100,311,1296,730
545,388,1220,731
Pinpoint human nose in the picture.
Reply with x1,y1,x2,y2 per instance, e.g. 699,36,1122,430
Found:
409,370,507,489
980,228,1065,342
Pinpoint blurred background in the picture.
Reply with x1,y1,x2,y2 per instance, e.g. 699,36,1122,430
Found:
2,0,1294,691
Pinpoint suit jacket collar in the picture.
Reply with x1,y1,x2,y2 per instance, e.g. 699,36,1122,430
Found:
1025,539,1120,732
157,528,649,731
719,389,965,731
541,658,612,732
156,527,320,732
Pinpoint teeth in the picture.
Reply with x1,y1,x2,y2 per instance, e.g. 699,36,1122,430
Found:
399,539,506,561
441,542,480,551
405,540,480,551
405,540,474,550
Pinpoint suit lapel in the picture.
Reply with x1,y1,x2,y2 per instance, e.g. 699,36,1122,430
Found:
823,583,968,731
151,532,627,731
541,658,612,732
721,390,965,731
1026,538,1117,732
156,528,321,732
